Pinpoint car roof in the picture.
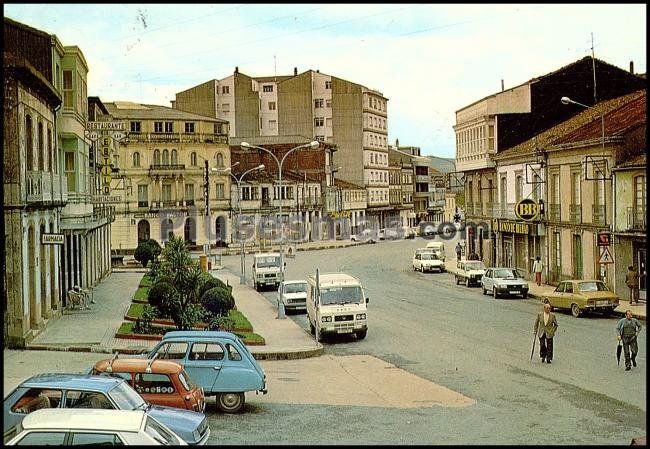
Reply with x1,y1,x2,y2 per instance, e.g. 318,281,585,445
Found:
94,358,183,375
254,252,280,257
21,409,146,432
282,280,307,285
163,330,238,340
20,373,123,392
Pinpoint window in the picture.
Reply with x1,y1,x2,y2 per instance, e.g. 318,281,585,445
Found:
162,184,172,202
154,342,188,360
185,184,194,205
215,182,225,199
171,149,178,164
162,149,169,165
154,121,163,133
215,153,224,167
314,117,324,127
190,152,197,166
25,115,33,168
634,175,646,211
326,99,332,108
263,85,273,92
269,120,277,130
154,149,161,165
268,101,276,111
63,70,73,108
499,176,506,207
222,85,230,94
226,343,242,361
190,342,225,360
138,185,148,207
133,152,140,167
325,80,332,89
11,388,61,413
551,173,560,204
15,432,66,445
135,373,175,395
326,118,332,128
165,121,173,133
65,152,76,191
185,122,195,133
315,135,325,142
571,171,581,204
222,103,230,113
515,174,523,202
70,433,124,445
47,127,54,172
314,98,324,108
38,122,44,171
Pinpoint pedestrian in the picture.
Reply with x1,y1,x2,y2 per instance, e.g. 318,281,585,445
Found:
534,303,559,364
625,266,640,304
467,252,479,261
533,256,543,286
455,242,462,267
616,310,642,371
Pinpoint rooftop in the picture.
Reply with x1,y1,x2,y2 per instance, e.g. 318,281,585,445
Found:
104,102,227,123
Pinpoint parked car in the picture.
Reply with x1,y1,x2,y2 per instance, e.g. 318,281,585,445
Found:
481,267,529,298
455,260,486,287
412,251,445,273
5,408,187,446
541,279,620,317
90,357,205,412
425,241,446,261
144,331,267,413
403,227,416,239
350,229,377,243
379,227,403,240
3,373,209,445
278,280,308,313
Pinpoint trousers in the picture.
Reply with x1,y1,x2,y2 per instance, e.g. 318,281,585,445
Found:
539,334,554,361
622,336,638,368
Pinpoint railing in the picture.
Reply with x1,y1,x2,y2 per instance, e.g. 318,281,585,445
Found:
627,207,645,231
26,172,68,204
138,201,149,208
162,200,176,207
548,204,561,222
592,205,607,225
569,204,582,224
149,164,186,176
127,133,228,144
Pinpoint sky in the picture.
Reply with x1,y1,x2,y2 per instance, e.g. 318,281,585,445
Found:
4,3,646,158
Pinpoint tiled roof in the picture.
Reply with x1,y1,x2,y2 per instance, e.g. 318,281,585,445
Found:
332,179,365,190
104,102,227,123
615,153,646,169
493,90,646,160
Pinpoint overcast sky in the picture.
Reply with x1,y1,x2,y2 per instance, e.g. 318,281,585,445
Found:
4,3,646,158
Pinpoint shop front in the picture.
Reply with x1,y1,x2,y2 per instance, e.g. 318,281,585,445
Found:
492,218,544,278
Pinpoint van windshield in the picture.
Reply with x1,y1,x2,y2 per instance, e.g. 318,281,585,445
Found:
285,282,307,293
321,286,363,305
256,256,280,268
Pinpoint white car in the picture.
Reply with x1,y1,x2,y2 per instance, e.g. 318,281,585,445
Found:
413,252,446,273
278,280,308,312
6,409,187,446
350,229,377,243
455,260,487,287
481,267,530,298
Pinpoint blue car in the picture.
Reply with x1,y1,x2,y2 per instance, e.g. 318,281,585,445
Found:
145,331,267,413
3,373,209,445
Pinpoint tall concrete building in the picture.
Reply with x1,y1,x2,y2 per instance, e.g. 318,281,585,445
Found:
174,67,391,226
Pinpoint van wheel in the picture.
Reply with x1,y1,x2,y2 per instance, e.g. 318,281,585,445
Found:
482,287,487,295
493,288,498,299
455,276,460,285
356,330,367,340
571,303,581,318
217,392,245,413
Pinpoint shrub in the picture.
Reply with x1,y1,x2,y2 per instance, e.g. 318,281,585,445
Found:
147,281,179,319
134,239,162,268
198,276,228,299
134,305,157,334
208,315,235,332
201,287,235,318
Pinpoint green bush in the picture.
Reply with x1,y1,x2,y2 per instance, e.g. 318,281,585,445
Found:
134,305,157,334
147,281,179,319
134,239,162,268
198,276,229,299
201,287,235,318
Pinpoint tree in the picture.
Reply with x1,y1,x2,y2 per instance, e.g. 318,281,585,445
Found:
147,281,179,319
134,239,162,268
201,286,235,317
197,275,229,300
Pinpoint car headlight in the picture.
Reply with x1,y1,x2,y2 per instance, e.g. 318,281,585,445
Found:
321,316,332,322
193,429,201,440
356,313,366,320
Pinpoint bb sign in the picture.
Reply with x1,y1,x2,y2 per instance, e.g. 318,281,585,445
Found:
514,199,540,221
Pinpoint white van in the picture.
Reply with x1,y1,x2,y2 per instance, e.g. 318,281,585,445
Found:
252,252,283,291
306,271,368,342
425,241,446,261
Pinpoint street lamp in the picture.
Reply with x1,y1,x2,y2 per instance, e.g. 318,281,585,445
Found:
560,96,605,153
240,140,319,281
213,164,265,284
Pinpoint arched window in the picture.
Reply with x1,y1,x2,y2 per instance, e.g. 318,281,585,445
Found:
47,127,54,172
153,149,160,165
38,122,45,171
137,220,150,242
171,149,178,165
190,152,197,166
25,115,34,170
133,152,140,167
216,153,224,167
162,149,169,165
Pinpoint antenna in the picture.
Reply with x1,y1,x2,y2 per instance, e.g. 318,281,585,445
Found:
274,55,277,83
591,32,597,103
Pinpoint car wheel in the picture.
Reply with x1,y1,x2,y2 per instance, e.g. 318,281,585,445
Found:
493,287,498,299
522,292,528,299
455,276,460,285
482,286,487,295
309,320,315,334
571,303,581,318
356,330,367,340
217,392,245,413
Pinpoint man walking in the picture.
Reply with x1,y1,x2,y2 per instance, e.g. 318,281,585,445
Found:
455,242,462,267
533,256,543,286
616,310,642,371
626,266,640,304
534,303,558,363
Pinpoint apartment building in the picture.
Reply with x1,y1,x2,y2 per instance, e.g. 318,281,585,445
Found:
100,102,231,251
173,67,391,225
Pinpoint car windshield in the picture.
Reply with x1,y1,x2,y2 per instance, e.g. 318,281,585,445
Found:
579,281,609,292
285,282,307,293
494,269,520,278
320,286,363,305
465,262,485,270
178,370,195,391
421,253,438,260
256,256,280,268
108,381,148,411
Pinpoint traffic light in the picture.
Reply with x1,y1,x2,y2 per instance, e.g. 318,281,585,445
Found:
454,213,461,223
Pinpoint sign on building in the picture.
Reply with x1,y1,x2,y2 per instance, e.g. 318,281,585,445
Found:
598,247,614,264
41,233,64,245
514,199,540,221
597,233,611,246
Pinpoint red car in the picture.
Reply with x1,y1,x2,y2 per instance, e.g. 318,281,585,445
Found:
92,357,205,412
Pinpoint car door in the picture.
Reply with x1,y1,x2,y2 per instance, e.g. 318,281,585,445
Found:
551,282,566,308
564,282,576,307
413,254,420,270
483,269,493,291
183,341,226,394
4,387,63,440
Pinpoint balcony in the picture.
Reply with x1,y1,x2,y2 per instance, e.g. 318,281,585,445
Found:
149,164,186,176
569,204,582,224
26,172,67,205
627,207,645,231
127,133,228,144
592,205,607,226
548,204,561,222
465,204,475,216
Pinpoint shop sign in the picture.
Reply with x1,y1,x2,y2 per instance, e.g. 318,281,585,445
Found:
491,218,530,235
329,210,351,219
41,233,64,245
597,233,611,246
514,199,540,221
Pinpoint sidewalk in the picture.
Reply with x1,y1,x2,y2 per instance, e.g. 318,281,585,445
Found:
444,258,646,320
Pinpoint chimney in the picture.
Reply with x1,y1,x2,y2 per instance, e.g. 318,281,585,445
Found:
235,66,239,74
630,61,634,74
316,69,319,73
501,79,504,91
294,67,297,76
395,138,400,148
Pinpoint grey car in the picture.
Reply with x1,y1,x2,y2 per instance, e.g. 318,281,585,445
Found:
481,267,529,298
3,373,209,445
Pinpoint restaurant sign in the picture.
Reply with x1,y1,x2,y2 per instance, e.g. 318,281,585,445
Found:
491,218,531,235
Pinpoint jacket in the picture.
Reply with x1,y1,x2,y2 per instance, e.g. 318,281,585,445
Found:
616,317,642,340
534,312,558,338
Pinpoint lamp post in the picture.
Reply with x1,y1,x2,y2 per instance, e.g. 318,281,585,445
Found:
241,140,319,281
214,164,264,284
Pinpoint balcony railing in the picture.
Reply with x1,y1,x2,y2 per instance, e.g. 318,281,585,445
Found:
127,133,228,144
149,164,186,176
138,201,149,208
627,207,646,231
569,204,582,224
26,172,67,204
592,205,607,225
548,204,561,222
